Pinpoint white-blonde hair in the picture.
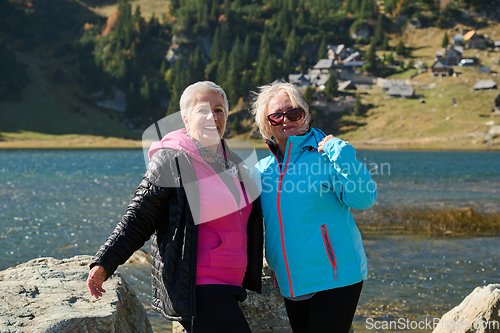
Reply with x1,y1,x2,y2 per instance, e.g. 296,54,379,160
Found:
179,81,229,121
251,81,312,142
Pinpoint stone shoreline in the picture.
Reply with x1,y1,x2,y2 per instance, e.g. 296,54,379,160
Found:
2,252,499,333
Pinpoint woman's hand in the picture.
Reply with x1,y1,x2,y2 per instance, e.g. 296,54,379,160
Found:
317,134,336,153
87,265,107,299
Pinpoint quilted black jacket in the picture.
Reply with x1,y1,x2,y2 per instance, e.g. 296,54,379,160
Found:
90,145,263,322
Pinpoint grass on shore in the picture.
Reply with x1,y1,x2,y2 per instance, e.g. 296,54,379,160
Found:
357,207,500,237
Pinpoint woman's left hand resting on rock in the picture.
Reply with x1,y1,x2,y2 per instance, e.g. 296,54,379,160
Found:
317,134,336,153
87,265,107,299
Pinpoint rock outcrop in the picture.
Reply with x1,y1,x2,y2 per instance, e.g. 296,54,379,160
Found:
240,261,292,333
0,255,152,333
432,284,500,333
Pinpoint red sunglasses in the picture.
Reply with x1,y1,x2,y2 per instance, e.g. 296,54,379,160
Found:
267,107,304,126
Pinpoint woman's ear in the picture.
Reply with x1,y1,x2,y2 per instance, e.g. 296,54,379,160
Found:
182,115,190,131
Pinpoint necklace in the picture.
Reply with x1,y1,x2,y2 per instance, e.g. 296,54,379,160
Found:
190,135,238,177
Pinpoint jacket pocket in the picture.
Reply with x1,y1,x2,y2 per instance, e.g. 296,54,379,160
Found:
209,232,246,271
321,224,337,279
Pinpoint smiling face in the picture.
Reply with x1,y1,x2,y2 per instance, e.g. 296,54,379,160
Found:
267,93,306,151
183,92,226,150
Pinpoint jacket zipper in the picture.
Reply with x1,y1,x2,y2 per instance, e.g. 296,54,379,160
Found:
321,224,337,279
270,141,295,297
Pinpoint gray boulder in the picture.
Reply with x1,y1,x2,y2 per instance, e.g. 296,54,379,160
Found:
432,284,500,333
240,260,291,332
0,255,152,333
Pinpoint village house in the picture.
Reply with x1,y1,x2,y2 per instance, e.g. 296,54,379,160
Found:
444,44,464,65
430,60,454,77
312,59,335,74
342,52,364,66
327,44,349,62
327,44,362,65
464,30,487,49
454,33,464,46
310,73,330,90
288,73,311,87
338,80,357,91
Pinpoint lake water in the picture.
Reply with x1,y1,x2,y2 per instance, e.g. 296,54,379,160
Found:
1,148,499,332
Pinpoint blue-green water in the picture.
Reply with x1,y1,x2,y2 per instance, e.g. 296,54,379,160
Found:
1,149,499,332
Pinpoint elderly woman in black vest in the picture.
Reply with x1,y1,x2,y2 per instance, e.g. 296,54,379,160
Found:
87,81,263,333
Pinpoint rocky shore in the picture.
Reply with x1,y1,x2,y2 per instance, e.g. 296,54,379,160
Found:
2,254,499,333
0,255,152,333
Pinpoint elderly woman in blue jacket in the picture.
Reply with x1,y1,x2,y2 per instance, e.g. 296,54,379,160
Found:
252,81,377,333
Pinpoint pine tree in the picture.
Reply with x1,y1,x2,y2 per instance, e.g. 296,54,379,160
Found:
386,51,394,64
284,29,299,70
317,36,327,62
349,0,359,15
395,39,406,56
363,41,377,73
277,7,290,40
216,52,229,90
242,35,252,69
133,5,142,30
255,33,271,84
374,14,384,46
325,70,338,99
188,47,205,83
263,55,277,85
355,93,363,116
140,75,151,109
442,32,449,48
226,38,243,105
382,33,389,51
210,27,223,62
115,0,134,49
304,86,314,106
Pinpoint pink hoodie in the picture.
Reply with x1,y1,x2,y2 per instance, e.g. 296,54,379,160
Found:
148,129,253,286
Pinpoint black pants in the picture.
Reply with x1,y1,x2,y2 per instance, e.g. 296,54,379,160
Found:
179,293,251,333
284,281,363,333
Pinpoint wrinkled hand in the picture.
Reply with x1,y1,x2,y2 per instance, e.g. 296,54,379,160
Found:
317,134,336,153
87,265,107,299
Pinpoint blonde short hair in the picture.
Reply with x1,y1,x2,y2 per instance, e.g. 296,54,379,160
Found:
179,81,229,121
251,81,312,142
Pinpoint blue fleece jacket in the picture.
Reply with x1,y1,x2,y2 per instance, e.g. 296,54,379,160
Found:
254,128,377,297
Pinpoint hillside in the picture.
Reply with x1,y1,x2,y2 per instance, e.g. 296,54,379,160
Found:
1,0,500,150
339,21,500,150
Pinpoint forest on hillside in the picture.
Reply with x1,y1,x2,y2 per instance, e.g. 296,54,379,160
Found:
0,0,497,128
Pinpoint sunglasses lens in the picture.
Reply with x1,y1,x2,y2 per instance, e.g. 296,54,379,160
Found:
287,108,303,121
268,114,284,126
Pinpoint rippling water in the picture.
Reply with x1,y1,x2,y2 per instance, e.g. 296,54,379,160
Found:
1,148,499,332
